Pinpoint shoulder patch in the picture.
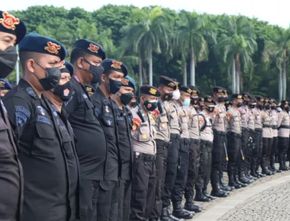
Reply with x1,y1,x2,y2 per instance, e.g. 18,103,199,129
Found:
15,105,31,127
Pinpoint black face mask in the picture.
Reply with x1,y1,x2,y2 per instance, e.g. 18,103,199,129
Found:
264,104,270,110
191,98,199,105
162,93,173,101
236,102,243,108
109,78,122,94
53,81,73,102
271,106,276,110
35,63,61,90
249,104,255,109
83,58,104,84
130,101,138,108
217,97,225,102
0,46,17,78
120,93,133,106
207,107,214,112
144,100,158,112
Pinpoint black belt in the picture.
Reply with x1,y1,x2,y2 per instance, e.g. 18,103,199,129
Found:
213,130,226,136
227,131,242,138
279,125,290,129
170,133,180,140
263,125,272,128
156,139,169,148
255,128,262,132
135,152,156,161
272,126,278,129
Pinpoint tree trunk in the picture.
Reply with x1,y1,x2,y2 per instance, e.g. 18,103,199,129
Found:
232,58,236,93
148,47,153,86
183,61,187,85
190,47,196,86
235,54,241,94
138,57,143,85
279,69,283,100
282,60,287,100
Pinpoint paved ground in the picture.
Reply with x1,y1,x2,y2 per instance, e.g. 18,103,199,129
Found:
191,170,290,221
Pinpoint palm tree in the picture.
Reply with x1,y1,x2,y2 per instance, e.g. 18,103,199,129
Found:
217,16,257,93
174,12,213,86
121,7,170,85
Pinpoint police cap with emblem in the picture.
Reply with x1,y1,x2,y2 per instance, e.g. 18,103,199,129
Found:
73,39,106,60
180,85,192,95
159,75,178,90
101,58,128,77
0,11,26,44
19,32,66,60
204,95,216,105
213,86,226,93
140,85,160,97
231,93,243,100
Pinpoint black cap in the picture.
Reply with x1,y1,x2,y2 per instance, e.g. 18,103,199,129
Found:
19,32,66,60
73,39,106,60
204,95,216,105
0,11,26,44
159,75,178,90
231,94,243,100
213,86,226,93
122,75,136,91
60,61,74,76
101,59,128,77
140,85,160,97
180,85,192,94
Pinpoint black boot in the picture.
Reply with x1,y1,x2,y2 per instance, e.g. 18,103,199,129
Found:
172,201,194,220
184,201,202,213
235,175,247,187
228,171,241,189
161,206,182,221
195,189,210,202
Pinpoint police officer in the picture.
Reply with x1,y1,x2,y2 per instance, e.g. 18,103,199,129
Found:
43,61,80,220
110,75,135,221
4,32,76,221
261,98,273,175
184,86,202,213
226,94,243,189
130,85,159,221
211,87,230,197
195,96,215,201
150,75,173,221
0,10,26,221
161,82,183,221
64,39,106,220
171,86,194,219
270,99,278,172
277,100,290,171
90,58,128,221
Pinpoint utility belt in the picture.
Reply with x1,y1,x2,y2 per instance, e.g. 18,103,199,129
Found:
263,124,272,128
279,125,290,129
134,152,156,161
213,129,226,136
272,126,278,129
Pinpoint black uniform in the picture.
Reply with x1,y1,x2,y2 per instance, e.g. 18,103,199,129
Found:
4,79,79,221
90,88,120,221
112,106,133,221
0,98,23,221
64,77,106,220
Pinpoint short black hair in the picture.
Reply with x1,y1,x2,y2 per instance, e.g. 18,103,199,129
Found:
19,51,39,70
70,48,87,64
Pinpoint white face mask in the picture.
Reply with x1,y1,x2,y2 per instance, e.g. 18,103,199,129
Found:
172,89,181,100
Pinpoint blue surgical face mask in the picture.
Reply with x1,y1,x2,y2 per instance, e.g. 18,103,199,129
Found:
183,98,191,107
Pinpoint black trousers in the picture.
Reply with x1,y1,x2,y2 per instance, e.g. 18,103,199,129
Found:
184,139,200,202
162,134,180,208
211,132,226,191
171,138,190,203
196,140,213,193
130,153,156,221
254,129,263,172
278,137,289,170
151,139,168,219
270,136,278,168
79,179,101,221
261,137,273,171
239,128,249,174
227,132,241,177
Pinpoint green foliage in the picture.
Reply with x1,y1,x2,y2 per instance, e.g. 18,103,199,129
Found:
10,5,290,98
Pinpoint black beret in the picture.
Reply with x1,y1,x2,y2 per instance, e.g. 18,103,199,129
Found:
0,78,12,89
73,39,106,60
122,75,136,90
159,75,178,90
101,58,128,77
60,61,74,76
231,93,243,100
140,85,160,97
212,86,226,93
180,85,192,94
255,95,264,102
188,85,200,96
0,11,26,44
19,32,66,60
204,95,215,104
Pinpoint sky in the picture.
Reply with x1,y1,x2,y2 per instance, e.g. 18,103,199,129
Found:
2,0,290,28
